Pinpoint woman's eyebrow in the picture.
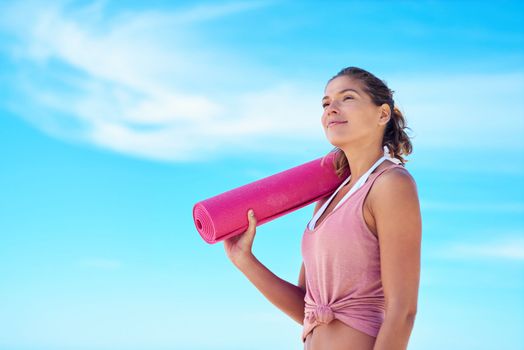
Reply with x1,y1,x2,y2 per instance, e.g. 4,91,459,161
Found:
322,88,361,101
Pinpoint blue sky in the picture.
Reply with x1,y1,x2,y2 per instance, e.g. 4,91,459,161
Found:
0,1,523,349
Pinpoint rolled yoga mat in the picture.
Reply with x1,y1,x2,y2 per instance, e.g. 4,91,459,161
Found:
192,151,349,244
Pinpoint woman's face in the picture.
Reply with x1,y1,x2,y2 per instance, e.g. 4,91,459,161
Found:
321,75,388,148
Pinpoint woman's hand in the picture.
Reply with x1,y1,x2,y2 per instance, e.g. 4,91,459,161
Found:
224,209,257,266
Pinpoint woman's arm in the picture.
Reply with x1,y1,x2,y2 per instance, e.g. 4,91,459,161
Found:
235,253,306,324
370,168,422,350
229,199,326,325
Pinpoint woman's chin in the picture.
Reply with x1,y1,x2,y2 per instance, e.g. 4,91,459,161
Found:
327,137,349,148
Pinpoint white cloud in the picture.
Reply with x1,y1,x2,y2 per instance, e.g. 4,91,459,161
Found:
421,200,524,213
390,71,524,150
1,1,523,163
430,235,524,261
1,1,324,162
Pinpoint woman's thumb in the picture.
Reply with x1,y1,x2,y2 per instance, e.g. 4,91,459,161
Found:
247,209,257,231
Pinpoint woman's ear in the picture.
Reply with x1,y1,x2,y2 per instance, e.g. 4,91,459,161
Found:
378,103,391,126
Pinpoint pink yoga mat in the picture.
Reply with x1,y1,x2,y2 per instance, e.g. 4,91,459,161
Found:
192,151,349,244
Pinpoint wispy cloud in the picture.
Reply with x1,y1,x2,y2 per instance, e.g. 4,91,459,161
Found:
430,234,524,261
1,0,322,162
421,200,524,213
390,71,524,150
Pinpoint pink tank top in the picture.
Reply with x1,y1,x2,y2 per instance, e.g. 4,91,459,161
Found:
301,162,406,342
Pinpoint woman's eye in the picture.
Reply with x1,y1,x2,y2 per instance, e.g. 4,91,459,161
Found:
343,96,354,100
322,103,329,108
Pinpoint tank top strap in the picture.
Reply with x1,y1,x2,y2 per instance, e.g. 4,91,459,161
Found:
358,163,405,193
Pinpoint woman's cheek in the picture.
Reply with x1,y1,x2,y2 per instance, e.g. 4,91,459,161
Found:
321,114,327,126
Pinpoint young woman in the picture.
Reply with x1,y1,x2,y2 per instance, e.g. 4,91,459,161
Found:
224,67,421,350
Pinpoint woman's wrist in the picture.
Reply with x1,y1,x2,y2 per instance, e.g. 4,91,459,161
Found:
233,252,256,270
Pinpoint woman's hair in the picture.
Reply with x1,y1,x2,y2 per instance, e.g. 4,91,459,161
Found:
323,66,413,178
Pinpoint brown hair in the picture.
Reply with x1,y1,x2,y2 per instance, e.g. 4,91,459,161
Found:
322,66,413,178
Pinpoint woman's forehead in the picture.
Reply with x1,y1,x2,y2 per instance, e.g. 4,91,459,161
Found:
324,76,364,95
324,76,365,97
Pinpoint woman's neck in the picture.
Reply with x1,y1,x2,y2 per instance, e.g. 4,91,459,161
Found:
341,144,385,183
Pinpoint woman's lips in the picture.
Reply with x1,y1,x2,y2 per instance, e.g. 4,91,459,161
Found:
328,121,348,128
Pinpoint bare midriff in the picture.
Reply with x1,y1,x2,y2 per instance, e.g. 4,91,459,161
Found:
304,319,376,350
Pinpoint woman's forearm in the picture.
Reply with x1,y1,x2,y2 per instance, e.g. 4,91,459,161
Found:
234,253,306,325
373,308,417,350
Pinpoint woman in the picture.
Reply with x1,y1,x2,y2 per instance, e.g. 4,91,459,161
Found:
224,67,421,350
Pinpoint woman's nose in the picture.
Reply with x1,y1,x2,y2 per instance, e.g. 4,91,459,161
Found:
325,101,339,115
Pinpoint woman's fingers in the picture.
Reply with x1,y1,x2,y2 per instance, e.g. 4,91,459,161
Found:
223,209,257,264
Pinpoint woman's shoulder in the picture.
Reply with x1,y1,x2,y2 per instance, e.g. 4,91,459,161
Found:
369,165,419,206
